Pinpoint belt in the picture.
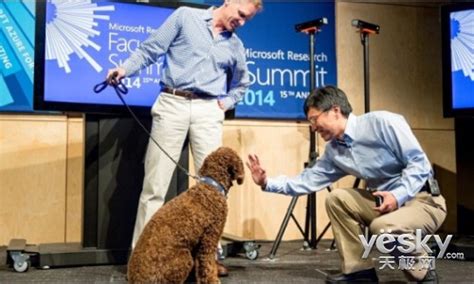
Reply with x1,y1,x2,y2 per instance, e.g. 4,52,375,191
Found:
161,86,213,100
419,183,429,193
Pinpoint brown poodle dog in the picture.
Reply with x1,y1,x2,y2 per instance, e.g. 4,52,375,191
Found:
127,147,245,284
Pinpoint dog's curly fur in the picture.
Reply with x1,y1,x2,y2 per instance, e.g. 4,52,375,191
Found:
127,147,244,284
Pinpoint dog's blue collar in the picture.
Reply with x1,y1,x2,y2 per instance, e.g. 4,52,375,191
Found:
199,176,227,198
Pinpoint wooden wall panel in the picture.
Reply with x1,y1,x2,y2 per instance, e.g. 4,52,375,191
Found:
336,2,453,131
65,117,85,243
221,120,334,240
0,114,85,245
0,115,68,245
415,129,456,232
415,129,456,173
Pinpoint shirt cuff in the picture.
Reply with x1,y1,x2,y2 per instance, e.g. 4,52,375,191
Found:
390,187,410,208
264,177,288,195
121,61,138,77
220,96,235,111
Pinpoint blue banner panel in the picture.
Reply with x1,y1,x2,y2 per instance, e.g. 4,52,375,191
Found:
235,1,336,120
0,1,35,112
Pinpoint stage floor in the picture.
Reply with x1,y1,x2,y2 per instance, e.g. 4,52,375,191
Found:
1,240,472,283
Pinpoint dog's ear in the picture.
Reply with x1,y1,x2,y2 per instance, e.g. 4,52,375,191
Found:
227,153,245,185
223,148,245,184
228,166,244,185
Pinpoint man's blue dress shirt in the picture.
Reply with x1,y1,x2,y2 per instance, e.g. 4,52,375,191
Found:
122,7,250,110
265,111,433,207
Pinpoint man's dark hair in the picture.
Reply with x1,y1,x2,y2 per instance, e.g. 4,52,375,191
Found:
303,85,352,118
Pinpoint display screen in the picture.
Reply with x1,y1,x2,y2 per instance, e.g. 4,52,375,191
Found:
35,0,336,119
0,1,35,112
35,0,182,114
442,4,474,117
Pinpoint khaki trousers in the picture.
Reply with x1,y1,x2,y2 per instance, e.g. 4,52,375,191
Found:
325,188,447,280
132,92,224,248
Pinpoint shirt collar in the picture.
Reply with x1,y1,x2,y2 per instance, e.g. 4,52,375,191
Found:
203,6,233,37
344,113,357,141
202,6,214,21
333,113,356,148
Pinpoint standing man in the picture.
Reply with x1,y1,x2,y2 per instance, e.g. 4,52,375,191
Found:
247,85,446,283
106,0,262,256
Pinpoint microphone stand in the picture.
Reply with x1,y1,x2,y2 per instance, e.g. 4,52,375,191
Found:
269,27,328,259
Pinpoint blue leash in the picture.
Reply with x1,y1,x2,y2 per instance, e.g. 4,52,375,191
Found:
93,79,200,182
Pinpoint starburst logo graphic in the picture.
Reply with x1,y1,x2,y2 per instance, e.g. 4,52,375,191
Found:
46,0,114,73
450,10,474,80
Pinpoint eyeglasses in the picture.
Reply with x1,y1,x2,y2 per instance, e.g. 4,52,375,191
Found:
307,110,327,125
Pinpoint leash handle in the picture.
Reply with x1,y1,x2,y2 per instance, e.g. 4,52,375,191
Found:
93,80,128,95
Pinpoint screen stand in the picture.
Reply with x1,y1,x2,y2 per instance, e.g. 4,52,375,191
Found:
449,117,474,260
268,29,334,259
7,114,189,271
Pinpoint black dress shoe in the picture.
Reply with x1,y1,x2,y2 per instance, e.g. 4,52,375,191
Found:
326,268,378,283
217,261,229,277
417,270,438,284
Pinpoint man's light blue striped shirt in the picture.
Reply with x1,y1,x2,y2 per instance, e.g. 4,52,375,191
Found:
121,6,250,110
265,111,433,207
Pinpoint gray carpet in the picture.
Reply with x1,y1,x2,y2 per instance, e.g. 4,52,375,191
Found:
1,240,472,283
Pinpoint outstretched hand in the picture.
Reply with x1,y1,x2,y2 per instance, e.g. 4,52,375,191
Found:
246,154,267,188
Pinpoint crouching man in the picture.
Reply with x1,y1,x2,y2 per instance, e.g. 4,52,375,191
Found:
246,85,446,283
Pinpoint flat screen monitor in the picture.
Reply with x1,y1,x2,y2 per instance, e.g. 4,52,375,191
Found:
442,3,474,117
0,1,35,112
34,0,205,115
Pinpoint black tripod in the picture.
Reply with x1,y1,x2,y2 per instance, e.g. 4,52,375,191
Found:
268,19,330,260
268,130,333,260
305,20,381,252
